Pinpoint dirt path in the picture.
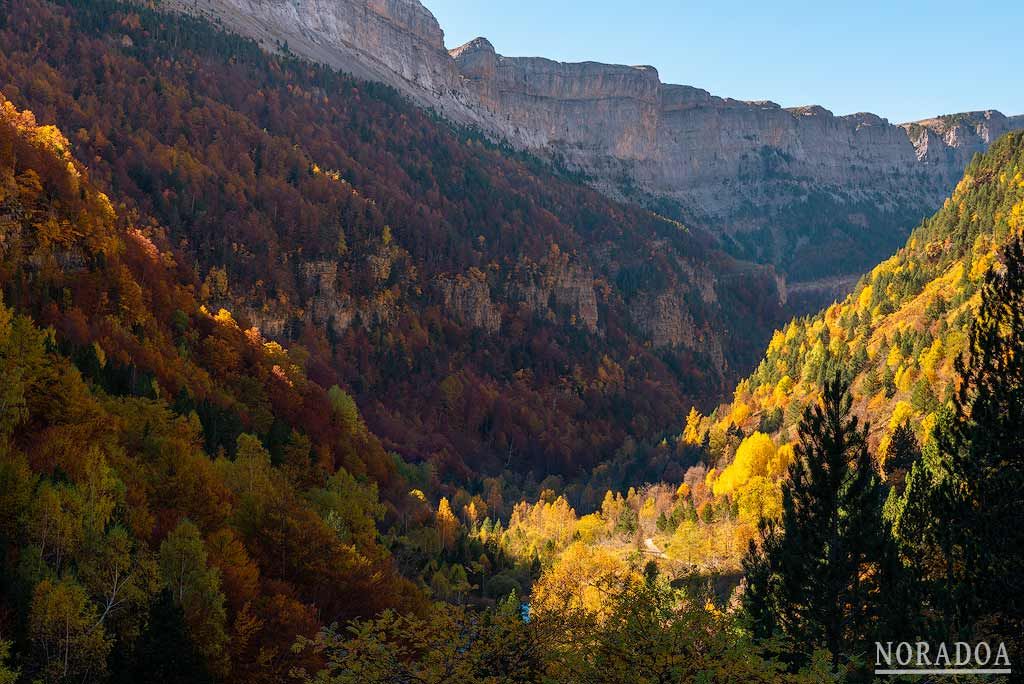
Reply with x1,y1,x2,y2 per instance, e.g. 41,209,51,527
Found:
644,538,666,557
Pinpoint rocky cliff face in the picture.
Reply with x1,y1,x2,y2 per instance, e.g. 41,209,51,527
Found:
161,0,484,123
161,0,1022,286
904,111,1024,166
437,268,502,334
506,250,600,334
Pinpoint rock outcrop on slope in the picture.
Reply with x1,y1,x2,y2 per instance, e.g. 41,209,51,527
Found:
904,111,1024,164
161,0,1023,286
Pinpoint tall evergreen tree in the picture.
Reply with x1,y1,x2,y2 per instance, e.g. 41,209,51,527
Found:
936,236,1024,647
884,422,920,497
881,422,955,644
743,374,907,670
886,417,957,640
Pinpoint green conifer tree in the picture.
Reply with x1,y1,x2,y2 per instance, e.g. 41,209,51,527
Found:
937,236,1024,647
743,374,907,670
884,422,920,496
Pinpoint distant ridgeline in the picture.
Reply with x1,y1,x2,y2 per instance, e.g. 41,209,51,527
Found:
163,0,1024,286
687,130,1024,473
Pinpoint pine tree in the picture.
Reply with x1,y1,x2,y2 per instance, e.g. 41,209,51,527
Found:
937,236,1024,646
742,518,782,641
743,374,907,669
884,422,920,496
886,424,956,641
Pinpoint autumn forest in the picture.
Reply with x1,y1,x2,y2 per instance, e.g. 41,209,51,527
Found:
0,0,1021,682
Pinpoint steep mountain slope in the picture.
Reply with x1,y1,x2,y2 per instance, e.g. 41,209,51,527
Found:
0,90,429,681
161,0,1023,284
692,130,1024,463
0,0,785,479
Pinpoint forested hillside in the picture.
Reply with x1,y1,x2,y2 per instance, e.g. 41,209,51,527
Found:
460,130,1024,610
0,89,444,681
688,130,1024,466
601,130,1024,578
0,77,863,684
0,0,784,484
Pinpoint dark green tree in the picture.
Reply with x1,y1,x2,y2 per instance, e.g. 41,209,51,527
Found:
885,424,956,641
743,374,908,670
884,422,920,497
110,591,213,684
936,236,1024,647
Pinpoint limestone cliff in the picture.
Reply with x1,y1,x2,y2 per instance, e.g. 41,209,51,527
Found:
159,0,1023,286
437,268,502,334
507,250,600,334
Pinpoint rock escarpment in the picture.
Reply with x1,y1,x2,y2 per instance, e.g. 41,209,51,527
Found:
437,268,502,334
161,0,1022,287
904,111,1024,165
506,249,600,334
160,0,484,123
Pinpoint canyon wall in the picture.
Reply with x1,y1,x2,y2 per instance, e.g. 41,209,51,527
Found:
161,0,1023,284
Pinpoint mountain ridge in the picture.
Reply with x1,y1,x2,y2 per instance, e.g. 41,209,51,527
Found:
0,0,788,480
161,0,1024,283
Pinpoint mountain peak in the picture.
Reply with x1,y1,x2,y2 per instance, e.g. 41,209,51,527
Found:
449,36,495,57
450,36,496,81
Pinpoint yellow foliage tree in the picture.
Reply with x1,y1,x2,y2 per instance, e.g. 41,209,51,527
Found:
889,401,914,430
435,497,458,551
530,542,629,619
767,443,795,479
682,407,703,445
736,476,782,525
773,375,794,406
575,513,605,544
728,402,751,427
857,284,874,311
919,338,944,383
463,500,479,530
894,364,915,393
600,491,624,534
712,432,776,497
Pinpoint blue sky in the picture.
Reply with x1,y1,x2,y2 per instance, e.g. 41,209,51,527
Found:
425,0,1023,124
